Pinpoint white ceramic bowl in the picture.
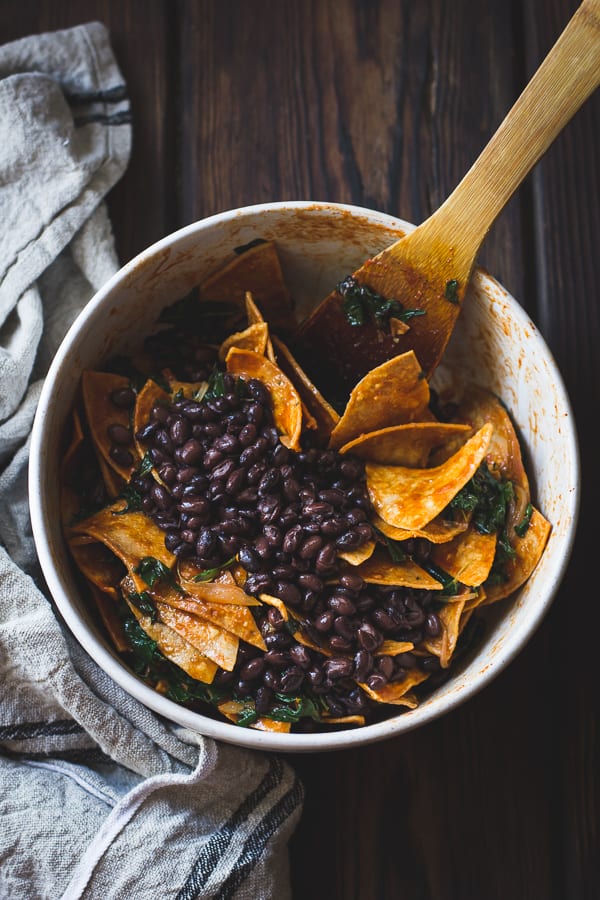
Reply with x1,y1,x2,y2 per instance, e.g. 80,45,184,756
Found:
29,201,580,752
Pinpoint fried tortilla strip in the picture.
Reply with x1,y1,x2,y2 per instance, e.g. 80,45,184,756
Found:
259,593,290,620
133,378,171,461
339,422,471,467
322,715,367,726
483,507,551,604
161,369,208,401
359,669,429,705
97,454,124,499
424,596,468,667
217,700,292,733
125,597,217,683
271,335,340,443
366,423,493,531
150,583,266,650
355,548,444,589
244,292,276,361
218,322,269,362
338,540,376,566
89,584,129,652
454,386,531,541
81,371,139,481
154,599,239,670
67,538,124,599
430,526,498,587
372,512,469,544
178,568,261,607
328,352,431,450
199,240,294,333
70,505,176,571
226,347,302,450
376,640,414,656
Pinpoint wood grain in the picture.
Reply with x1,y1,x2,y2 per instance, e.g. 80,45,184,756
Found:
3,2,599,897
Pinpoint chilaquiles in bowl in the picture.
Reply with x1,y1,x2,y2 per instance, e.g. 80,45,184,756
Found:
61,238,551,734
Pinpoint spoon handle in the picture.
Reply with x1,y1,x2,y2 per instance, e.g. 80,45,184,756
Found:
408,0,600,281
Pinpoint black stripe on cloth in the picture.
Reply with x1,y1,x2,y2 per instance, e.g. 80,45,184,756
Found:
214,774,304,900
176,754,301,900
0,719,85,741
74,110,132,127
66,84,128,104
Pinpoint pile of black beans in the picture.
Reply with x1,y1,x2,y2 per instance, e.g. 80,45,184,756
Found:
113,367,443,726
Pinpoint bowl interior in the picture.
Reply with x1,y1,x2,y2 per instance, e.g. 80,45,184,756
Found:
29,201,580,752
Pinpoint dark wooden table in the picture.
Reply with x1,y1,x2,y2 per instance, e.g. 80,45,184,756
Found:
6,2,599,897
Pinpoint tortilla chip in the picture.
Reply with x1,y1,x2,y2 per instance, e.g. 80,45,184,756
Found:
359,669,429,705
155,599,239,670
97,453,124,499
322,715,366,726
199,240,294,333
69,505,176,571
89,583,129,653
81,371,139,481
339,422,471,467
328,352,431,450
125,597,217,683
178,567,260,606
259,593,289,620
390,317,410,337
483,507,551,604
366,423,493,531
151,583,266,650
430,526,498,587
67,538,124,599
218,322,269,362
217,700,292,732
244,292,276,361
338,540,376,566
376,641,414,656
270,335,340,443
161,369,208,401
372,512,469,544
355,548,444,589
133,378,171,463
225,347,302,450
424,597,467,667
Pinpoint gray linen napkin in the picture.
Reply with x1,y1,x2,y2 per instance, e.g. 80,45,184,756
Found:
0,22,302,900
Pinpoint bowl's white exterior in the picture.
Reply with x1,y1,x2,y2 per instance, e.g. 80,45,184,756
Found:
29,202,580,752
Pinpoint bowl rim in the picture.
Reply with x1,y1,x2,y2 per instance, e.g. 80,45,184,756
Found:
28,200,581,752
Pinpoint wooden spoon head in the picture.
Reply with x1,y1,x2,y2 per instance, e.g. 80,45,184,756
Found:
292,230,469,402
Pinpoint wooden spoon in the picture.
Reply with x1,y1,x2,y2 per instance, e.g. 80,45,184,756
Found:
294,0,600,394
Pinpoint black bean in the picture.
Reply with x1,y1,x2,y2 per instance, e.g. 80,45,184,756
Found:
333,616,355,640
298,535,323,559
244,573,273,596
170,417,191,445
303,501,333,519
324,658,353,681
315,542,337,573
279,666,305,693
297,573,324,593
150,483,172,510
107,423,131,445
320,519,345,537
263,650,290,667
176,466,200,483
178,497,210,516
289,644,311,669
328,594,356,616
209,459,235,482
254,537,271,560
314,610,335,633
339,573,365,593
271,564,295,580
346,507,367,525
219,517,246,535
274,581,301,606
239,423,257,447
335,530,362,550
196,528,216,558
371,608,398,632
263,524,282,547
150,404,170,424
424,611,441,637
214,433,240,454
255,686,273,715
176,439,202,466
158,463,177,485
110,446,133,467
282,478,301,501
353,649,373,682
136,422,158,442
165,530,181,552
172,542,193,558
282,524,303,555
367,673,388,691
244,403,264,426
262,669,280,690
240,657,266,680
306,666,324,687
110,387,136,409
238,545,262,573
328,635,353,653
357,622,383,652
258,468,281,495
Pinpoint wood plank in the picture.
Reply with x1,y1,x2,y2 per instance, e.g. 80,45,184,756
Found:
2,0,174,264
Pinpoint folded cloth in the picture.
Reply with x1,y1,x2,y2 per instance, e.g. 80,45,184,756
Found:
0,22,302,900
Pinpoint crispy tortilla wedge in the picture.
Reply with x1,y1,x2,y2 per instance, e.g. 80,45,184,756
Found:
366,423,493,531
81,371,139,481
483,507,551,604
430,526,498,587
339,422,471,467
69,505,176,571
